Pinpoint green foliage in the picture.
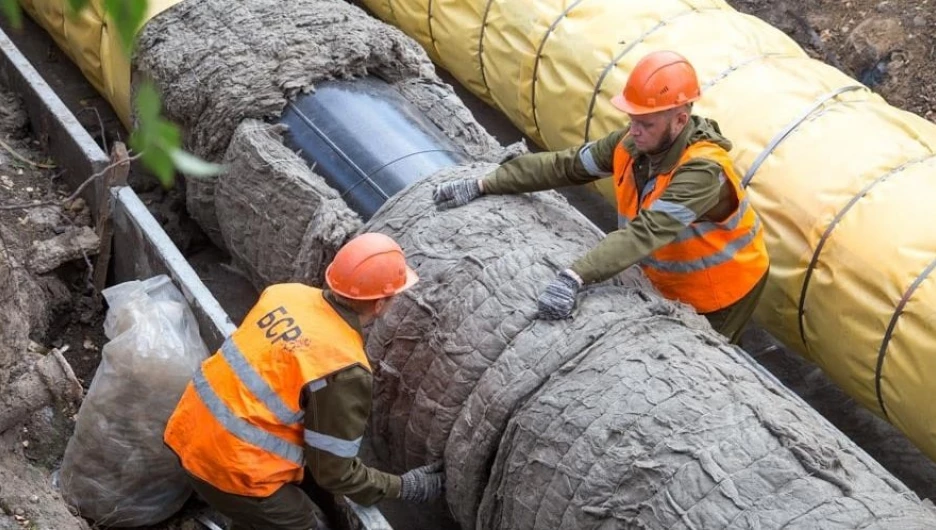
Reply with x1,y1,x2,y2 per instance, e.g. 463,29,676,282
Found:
129,83,178,187
103,0,146,54
1,0,223,188
0,0,21,27
66,0,89,14
129,84,223,187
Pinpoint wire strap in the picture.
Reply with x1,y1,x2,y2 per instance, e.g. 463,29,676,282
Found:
530,0,586,139
741,84,866,188
427,0,438,51
477,0,497,95
797,154,936,347
875,256,936,419
700,53,793,91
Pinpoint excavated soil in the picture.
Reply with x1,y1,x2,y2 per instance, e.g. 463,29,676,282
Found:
0,82,228,530
0,82,97,530
732,0,936,124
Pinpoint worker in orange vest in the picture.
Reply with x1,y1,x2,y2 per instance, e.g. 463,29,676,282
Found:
434,50,770,343
164,233,443,529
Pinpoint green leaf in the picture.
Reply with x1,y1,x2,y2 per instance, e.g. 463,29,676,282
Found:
134,82,162,123
0,0,22,28
129,82,182,188
136,136,175,187
65,0,90,15
170,149,225,178
103,0,147,55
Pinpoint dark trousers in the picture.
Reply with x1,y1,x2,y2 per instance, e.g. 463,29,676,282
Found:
702,269,769,344
187,472,341,530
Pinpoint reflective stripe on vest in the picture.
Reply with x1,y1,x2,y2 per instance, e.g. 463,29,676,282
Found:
671,195,749,243
165,285,370,496
643,216,762,272
192,365,304,465
613,139,769,313
219,339,304,425
304,430,363,458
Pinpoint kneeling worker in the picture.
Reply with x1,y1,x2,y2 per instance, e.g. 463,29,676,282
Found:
433,50,770,343
165,232,443,529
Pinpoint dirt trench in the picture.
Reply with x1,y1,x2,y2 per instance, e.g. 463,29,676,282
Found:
0,81,100,530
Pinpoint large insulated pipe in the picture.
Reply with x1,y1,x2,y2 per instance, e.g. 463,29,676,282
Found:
278,77,469,219
363,169,936,530
357,0,936,465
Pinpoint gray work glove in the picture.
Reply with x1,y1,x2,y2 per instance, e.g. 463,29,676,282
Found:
399,462,444,503
433,179,483,210
536,269,583,320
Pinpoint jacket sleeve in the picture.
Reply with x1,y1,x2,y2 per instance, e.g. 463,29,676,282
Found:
569,161,722,284
481,130,625,194
302,366,401,505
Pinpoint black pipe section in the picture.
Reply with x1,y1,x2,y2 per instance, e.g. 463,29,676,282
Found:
279,76,469,219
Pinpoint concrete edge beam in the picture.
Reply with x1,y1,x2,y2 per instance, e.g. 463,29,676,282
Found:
0,24,235,351
111,186,236,349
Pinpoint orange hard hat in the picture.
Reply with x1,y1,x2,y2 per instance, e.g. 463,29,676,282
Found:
611,50,701,115
325,232,419,300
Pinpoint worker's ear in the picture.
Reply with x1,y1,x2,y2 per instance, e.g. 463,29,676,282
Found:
374,295,396,317
675,105,691,128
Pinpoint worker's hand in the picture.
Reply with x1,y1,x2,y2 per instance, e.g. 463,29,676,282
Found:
400,462,445,503
433,179,483,210
536,269,582,320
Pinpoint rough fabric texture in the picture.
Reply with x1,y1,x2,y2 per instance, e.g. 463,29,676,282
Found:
214,120,361,290
361,168,936,529
135,0,503,242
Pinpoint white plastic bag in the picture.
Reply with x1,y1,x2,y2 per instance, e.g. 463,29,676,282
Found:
59,275,209,527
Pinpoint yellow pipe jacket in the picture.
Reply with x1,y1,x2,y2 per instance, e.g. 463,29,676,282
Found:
16,0,182,128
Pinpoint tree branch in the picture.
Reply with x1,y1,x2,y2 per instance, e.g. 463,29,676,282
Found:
0,153,140,212
0,137,56,169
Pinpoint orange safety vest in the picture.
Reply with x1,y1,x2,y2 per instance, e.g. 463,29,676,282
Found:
613,139,769,313
164,284,370,497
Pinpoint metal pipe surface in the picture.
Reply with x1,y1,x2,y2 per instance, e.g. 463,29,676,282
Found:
279,77,468,219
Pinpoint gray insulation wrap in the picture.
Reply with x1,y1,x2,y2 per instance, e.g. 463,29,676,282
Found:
134,0,503,262
362,168,936,530
216,121,361,289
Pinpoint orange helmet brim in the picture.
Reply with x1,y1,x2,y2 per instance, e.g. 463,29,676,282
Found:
611,93,692,116
399,266,419,293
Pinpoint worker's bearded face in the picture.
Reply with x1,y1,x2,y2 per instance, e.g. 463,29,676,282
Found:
628,107,690,154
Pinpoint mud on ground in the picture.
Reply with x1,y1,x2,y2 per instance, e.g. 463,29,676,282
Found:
732,0,936,123
0,84,101,529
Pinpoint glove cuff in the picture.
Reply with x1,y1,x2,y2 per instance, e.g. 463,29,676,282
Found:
399,472,420,502
559,268,584,287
